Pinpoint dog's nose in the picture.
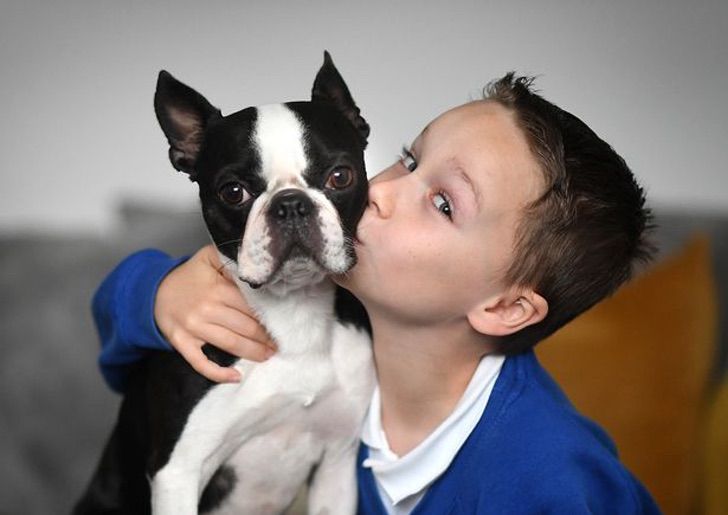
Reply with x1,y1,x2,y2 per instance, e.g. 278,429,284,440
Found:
270,189,313,220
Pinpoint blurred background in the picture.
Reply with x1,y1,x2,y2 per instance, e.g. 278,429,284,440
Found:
1,1,726,513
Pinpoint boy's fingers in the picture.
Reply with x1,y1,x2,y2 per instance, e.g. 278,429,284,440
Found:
199,244,223,267
201,324,275,362
177,336,241,384
218,282,257,313
207,306,275,349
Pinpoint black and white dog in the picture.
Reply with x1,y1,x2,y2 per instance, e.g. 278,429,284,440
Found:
75,52,374,514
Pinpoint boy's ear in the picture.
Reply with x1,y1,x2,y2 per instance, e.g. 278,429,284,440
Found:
467,290,548,337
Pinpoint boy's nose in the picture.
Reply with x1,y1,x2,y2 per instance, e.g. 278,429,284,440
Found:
369,181,388,218
367,164,409,219
367,175,395,220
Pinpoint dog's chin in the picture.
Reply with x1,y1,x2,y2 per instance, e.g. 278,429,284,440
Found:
237,243,357,293
238,247,325,292
274,255,327,287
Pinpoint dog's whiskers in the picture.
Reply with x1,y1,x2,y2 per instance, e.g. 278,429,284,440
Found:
216,256,238,275
209,239,242,275
215,238,243,250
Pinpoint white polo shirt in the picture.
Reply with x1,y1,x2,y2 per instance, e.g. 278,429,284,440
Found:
360,354,506,515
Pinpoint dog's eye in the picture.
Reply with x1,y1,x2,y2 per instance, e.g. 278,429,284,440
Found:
325,167,354,190
218,182,250,205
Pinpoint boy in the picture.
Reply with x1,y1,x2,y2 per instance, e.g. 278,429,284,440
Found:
94,73,659,513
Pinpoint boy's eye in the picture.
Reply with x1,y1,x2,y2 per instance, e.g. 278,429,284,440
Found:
400,146,418,172
432,192,453,220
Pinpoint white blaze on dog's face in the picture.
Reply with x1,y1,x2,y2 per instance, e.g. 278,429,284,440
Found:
238,103,351,289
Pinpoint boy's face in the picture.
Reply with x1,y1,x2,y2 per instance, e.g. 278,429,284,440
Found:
338,101,544,328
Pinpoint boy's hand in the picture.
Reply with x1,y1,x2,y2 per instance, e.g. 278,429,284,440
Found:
154,244,276,383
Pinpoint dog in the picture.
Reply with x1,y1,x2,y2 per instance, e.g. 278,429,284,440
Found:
74,52,375,515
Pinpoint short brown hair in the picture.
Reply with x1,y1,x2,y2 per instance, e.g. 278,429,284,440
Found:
485,73,655,354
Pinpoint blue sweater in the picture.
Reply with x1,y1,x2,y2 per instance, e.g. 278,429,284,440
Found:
93,249,187,392
93,249,661,513
357,351,660,514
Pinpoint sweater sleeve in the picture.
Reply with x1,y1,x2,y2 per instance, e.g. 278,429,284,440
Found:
92,249,189,393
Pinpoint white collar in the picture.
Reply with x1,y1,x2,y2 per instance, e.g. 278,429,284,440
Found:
360,353,506,510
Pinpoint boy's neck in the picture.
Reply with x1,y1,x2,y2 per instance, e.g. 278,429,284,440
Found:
369,313,496,457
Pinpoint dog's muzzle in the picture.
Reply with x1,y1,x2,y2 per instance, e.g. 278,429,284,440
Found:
264,188,324,268
237,187,353,290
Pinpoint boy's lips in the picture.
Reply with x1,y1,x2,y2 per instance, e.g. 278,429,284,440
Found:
354,219,373,246
354,207,375,246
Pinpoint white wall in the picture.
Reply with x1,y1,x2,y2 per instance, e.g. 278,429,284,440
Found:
1,0,726,234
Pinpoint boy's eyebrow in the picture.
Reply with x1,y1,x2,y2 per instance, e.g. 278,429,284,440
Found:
450,159,482,211
412,128,427,150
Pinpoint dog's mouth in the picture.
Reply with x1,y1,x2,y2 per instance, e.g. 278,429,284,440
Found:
238,234,354,291
282,240,315,261
240,257,325,292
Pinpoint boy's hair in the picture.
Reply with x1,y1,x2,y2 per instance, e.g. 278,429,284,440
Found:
484,74,656,355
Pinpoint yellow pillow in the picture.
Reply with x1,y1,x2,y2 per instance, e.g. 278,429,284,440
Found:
537,236,717,515
704,376,728,515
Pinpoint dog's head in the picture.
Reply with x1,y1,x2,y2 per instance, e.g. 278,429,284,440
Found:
154,52,369,292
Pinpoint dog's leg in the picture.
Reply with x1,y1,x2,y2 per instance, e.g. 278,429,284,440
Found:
307,439,359,515
150,464,201,515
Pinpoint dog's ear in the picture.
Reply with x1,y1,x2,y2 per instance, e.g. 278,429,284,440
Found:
154,71,221,178
311,51,370,148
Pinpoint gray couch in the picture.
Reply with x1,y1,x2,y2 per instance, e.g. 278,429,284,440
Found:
1,204,726,514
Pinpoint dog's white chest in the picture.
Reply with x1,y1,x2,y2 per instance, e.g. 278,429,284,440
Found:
151,279,374,515
235,355,337,417
154,316,373,514
192,351,368,514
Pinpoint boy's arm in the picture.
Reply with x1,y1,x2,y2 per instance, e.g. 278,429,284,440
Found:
93,246,276,393
93,249,187,393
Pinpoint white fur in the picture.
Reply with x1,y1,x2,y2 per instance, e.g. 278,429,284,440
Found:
236,191,274,285
254,103,308,190
307,188,353,274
